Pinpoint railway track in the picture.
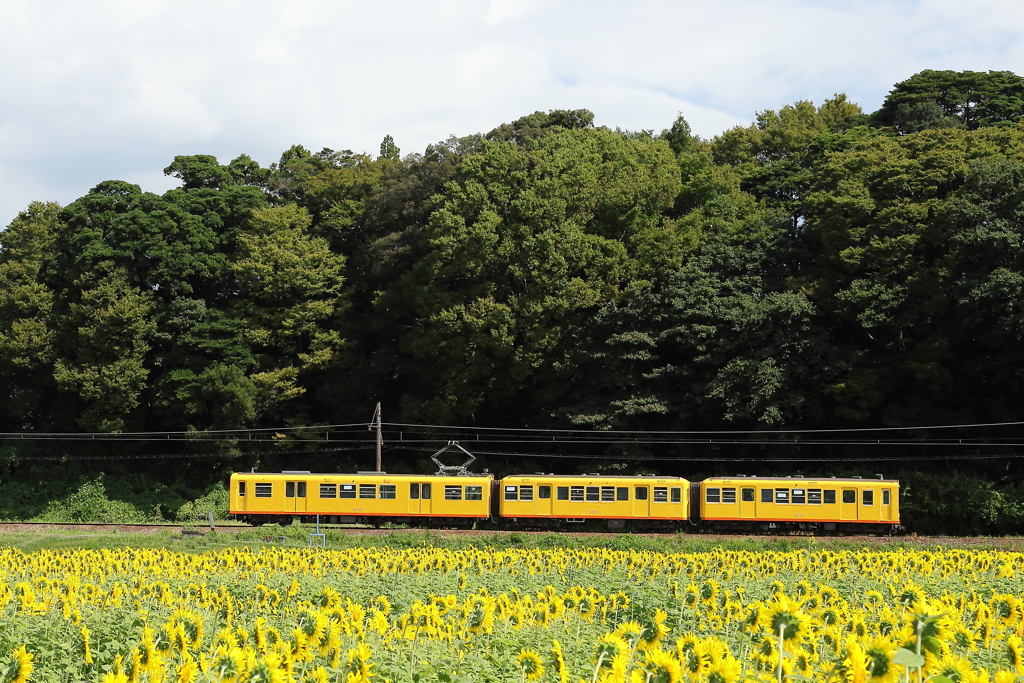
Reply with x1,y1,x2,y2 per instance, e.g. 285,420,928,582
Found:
0,522,1018,548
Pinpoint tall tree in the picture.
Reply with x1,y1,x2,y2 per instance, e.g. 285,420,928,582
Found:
0,202,61,428
373,127,684,420
872,70,1024,133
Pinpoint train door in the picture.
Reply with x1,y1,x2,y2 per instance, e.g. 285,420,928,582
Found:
880,488,892,521
285,481,307,513
739,487,755,518
536,484,552,516
633,486,650,517
236,480,248,512
420,482,432,515
840,488,858,520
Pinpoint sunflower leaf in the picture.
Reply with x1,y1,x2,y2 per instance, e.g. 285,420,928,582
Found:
893,648,925,668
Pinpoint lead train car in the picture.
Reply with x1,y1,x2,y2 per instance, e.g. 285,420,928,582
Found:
697,476,901,533
229,471,493,527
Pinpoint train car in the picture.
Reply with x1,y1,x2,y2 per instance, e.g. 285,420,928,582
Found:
499,474,690,531
697,476,901,534
229,470,494,527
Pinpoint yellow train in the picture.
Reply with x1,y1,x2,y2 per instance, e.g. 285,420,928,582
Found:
698,476,901,534
229,470,493,527
499,474,689,531
228,469,902,534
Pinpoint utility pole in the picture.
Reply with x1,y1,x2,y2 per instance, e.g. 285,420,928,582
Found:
369,403,382,471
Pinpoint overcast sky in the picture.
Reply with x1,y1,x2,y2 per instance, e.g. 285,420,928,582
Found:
3,0,1024,225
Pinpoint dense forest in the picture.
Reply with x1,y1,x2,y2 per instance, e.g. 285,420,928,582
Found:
5,69,1024,532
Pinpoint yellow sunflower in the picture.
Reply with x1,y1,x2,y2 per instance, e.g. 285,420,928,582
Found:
516,649,545,682
595,633,630,670
549,640,569,683
862,636,900,683
5,646,33,683
707,656,743,683
1002,636,1024,673
613,622,645,650
211,645,246,683
639,647,682,683
763,595,809,644
638,610,671,651
342,643,375,683
928,654,974,683
175,657,199,683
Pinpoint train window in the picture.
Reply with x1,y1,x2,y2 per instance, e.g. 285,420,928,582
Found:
255,483,272,498
466,486,483,501
617,487,629,501
741,488,754,502
808,489,822,505
359,484,376,499
635,487,648,500
539,486,551,499
571,486,584,501
557,487,569,500
379,485,396,500
286,482,295,498
862,490,874,506
601,487,615,502
842,490,856,504
882,489,891,505
520,486,534,501
761,489,772,503
671,487,682,503
320,484,337,499
410,483,420,499
445,486,462,500
504,486,518,501
238,482,246,497
775,489,789,504
654,487,668,503
721,488,736,504
792,489,805,504
339,485,356,499
706,488,721,504
824,490,836,504
586,487,600,502
297,482,306,498
421,483,431,499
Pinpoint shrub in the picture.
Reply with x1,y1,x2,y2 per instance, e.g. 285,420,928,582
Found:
36,477,148,524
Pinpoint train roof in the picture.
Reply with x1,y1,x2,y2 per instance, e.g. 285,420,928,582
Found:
702,476,899,484
501,474,688,480
233,471,493,478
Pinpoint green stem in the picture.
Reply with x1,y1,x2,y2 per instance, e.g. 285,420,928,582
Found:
778,623,786,683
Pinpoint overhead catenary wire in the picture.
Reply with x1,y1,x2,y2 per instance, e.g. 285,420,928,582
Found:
2,417,1024,440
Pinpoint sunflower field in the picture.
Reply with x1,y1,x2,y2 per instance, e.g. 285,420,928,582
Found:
1,543,1023,683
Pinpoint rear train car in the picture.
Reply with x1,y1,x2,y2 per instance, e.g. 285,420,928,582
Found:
499,474,690,531
697,476,901,534
229,471,493,527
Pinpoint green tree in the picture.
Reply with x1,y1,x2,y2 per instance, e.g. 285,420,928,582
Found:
375,127,683,420
486,108,595,145
872,69,1024,133
799,125,1024,424
0,202,60,428
52,267,155,432
379,135,401,161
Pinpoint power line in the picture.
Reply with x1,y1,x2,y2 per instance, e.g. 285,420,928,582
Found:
2,417,1024,441
387,445,1024,462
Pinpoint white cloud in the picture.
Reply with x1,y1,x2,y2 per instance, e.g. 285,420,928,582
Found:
2,0,1024,223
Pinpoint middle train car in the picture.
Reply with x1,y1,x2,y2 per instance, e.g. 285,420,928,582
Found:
499,474,689,530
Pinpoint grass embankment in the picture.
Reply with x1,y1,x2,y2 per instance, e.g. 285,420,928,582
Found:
1,523,1023,553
